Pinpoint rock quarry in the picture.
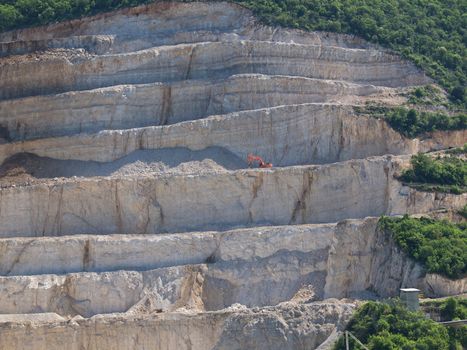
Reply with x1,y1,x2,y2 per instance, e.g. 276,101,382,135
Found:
0,2,465,349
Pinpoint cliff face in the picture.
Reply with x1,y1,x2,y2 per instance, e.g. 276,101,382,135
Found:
0,76,398,141
0,2,464,350
0,104,417,165
0,301,358,350
0,40,431,101
1,103,465,166
0,217,462,323
0,155,464,238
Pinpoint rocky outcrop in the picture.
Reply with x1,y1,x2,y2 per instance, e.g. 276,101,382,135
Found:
422,274,467,297
0,217,463,320
0,301,356,350
0,76,395,141
0,155,464,238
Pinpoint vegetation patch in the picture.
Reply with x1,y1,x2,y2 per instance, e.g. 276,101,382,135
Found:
422,297,467,322
379,216,466,279
0,0,466,106
334,300,466,350
386,108,466,138
399,153,466,194
406,85,450,107
355,106,466,138
459,204,467,219
405,85,449,107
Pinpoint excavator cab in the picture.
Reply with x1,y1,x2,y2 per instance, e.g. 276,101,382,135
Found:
247,154,273,168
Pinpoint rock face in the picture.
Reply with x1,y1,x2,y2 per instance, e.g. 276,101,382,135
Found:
0,217,462,320
0,155,465,238
0,76,397,141
0,301,357,350
0,2,464,350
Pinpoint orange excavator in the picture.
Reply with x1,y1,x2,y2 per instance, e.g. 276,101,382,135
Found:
247,154,273,168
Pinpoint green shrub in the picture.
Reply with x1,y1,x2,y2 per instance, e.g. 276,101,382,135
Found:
441,298,467,321
422,297,467,321
399,153,466,194
0,4,22,31
406,85,448,107
459,204,467,219
379,216,467,279
422,297,467,350
333,301,457,350
384,108,466,138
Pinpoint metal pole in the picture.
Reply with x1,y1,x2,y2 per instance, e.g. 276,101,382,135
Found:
348,331,370,350
345,331,350,350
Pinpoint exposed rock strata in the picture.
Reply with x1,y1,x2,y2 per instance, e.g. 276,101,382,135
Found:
0,155,465,238
0,217,463,319
0,2,371,51
0,40,430,101
0,2,429,101
0,301,356,350
2,102,464,165
0,75,396,141
0,103,420,165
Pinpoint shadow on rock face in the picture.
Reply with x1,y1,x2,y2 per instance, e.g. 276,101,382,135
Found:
0,125,11,143
202,249,328,311
0,146,247,179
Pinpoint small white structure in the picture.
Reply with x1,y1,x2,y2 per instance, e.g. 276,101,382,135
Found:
400,288,420,311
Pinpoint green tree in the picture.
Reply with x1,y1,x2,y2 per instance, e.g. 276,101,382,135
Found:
334,301,454,350
379,216,467,278
0,4,21,31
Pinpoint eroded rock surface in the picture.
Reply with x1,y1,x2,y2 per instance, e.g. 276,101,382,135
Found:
0,301,356,350
0,217,463,320
0,155,465,237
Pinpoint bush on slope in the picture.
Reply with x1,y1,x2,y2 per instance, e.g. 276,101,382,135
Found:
355,106,466,137
334,300,466,350
399,153,466,194
379,216,467,279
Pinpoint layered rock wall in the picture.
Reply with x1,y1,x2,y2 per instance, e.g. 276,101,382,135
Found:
0,104,418,165
0,217,463,320
0,76,390,141
1,155,465,238
0,302,356,350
